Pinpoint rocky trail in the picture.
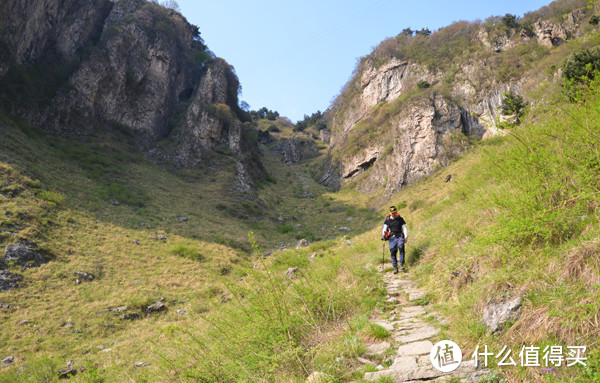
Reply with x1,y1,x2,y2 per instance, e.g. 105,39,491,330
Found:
362,270,490,382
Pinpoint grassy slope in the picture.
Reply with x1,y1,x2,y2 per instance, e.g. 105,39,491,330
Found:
0,113,386,381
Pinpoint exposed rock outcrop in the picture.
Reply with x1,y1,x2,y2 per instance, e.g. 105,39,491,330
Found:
0,270,24,291
0,0,259,176
4,242,50,268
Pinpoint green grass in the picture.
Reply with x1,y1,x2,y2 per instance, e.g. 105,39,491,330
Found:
0,110,390,382
367,323,391,340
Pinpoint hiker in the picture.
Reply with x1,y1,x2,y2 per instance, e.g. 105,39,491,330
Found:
381,206,408,274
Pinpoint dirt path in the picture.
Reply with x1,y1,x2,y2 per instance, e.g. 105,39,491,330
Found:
362,271,490,382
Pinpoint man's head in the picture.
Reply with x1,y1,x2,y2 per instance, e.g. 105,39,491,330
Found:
389,206,398,216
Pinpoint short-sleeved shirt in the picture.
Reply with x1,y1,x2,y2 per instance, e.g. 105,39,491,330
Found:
384,215,406,237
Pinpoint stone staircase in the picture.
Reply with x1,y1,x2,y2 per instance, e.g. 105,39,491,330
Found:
363,272,490,382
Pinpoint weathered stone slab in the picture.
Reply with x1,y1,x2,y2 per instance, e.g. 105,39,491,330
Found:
366,342,390,355
390,356,418,371
397,340,433,356
409,291,427,301
395,325,439,343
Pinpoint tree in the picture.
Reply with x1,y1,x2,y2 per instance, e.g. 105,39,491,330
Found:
162,0,180,12
501,91,526,124
415,28,432,36
240,101,250,112
502,13,519,28
400,28,414,36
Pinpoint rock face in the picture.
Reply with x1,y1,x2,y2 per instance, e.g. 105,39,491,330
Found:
323,9,589,193
334,95,481,194
0,0,257,172
4,242,49,268
271,137,319,164
0,0,114,76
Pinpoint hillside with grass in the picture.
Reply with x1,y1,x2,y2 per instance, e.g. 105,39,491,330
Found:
1,0,600,382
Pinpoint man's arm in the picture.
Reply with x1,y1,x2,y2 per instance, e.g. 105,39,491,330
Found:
382,223,389,237
402,224,408,242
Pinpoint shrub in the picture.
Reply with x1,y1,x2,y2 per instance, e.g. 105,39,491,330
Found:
417,80,431,89
277,224,294,234
563,47,600,84
169,243,203,261
500,91,527,124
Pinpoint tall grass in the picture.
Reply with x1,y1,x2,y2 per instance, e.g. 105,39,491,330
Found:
161,232,383,381
487,78,600,247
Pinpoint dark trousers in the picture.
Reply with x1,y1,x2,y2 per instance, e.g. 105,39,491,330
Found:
388,236,405,268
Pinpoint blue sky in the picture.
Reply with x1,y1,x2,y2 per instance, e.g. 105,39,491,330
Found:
178,0,551,122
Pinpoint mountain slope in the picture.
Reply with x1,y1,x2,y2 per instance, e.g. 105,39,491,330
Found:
323,0,598,195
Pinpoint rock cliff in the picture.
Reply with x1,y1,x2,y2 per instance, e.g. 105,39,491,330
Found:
0,0,253,171
323,5,591,193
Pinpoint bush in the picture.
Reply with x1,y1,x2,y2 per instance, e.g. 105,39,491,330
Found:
277,224,294,234
500,91,527,124
417,80,430,89
169,243,203,261
563,48,600,84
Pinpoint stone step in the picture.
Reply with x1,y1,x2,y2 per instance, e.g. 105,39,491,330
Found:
365,360,481,382
397,340,433,356
394,325,440,343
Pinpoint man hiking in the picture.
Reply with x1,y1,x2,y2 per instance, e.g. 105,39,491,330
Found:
381,206,408,274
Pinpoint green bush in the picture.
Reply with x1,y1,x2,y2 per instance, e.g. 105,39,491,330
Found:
500,91,527,124
563,48,600,84
169,243,203,261
276,224,294,234
417,80,431,89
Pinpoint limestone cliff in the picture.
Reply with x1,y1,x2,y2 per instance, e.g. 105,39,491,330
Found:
0,0,253,172
323,3,592,193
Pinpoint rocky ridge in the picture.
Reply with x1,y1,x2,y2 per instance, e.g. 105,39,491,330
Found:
0,0,255,172
323,7,592,193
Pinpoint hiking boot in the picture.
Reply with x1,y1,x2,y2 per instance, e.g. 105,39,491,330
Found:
400,266,406,272
393,267,399,274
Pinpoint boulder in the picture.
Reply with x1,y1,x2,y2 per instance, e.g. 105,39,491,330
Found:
73,272,94,282
482,297,523,333
2,356,14,367
120,312,141,320
0,270,24,291
285,267,298,279
146,301,166,313
296,239,311,248
4,242,49,268
57,361,76,379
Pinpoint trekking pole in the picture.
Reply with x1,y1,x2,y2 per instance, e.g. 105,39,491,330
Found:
381,241,385,271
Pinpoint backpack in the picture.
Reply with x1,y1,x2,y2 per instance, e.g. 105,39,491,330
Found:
382,213,392,240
